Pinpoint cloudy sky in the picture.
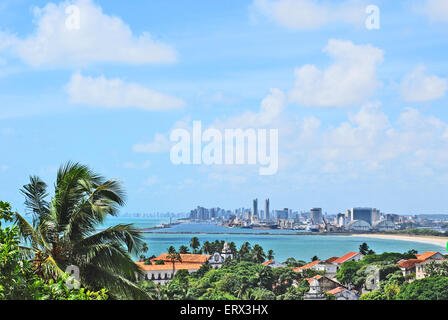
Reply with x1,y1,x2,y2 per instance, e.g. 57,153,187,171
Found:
1,0,448,215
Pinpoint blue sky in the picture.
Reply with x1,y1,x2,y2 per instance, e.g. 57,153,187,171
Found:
1,0,448,215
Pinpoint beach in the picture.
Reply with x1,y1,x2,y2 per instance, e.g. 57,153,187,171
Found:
352,233,448,249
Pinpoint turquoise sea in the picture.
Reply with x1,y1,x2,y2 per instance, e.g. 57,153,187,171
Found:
103,218,447,262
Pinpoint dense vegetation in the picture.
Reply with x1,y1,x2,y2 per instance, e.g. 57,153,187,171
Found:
1,201,107,300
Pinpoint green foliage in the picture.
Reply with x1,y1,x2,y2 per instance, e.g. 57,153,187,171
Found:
1,201,108,300
423,261,448,277
14,163,148,299
359,242,375,255
155,260,165,265
397,276,448,300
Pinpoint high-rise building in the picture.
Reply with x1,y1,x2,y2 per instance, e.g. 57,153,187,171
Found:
310,208,323,224
350,208,374,225
252,199,258,219
264,198,270,221
276,209,288,220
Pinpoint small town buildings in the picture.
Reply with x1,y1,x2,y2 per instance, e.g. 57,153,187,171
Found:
327,287,360,300
136,242,234,285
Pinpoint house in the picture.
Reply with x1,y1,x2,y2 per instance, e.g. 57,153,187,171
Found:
136,242,234,285
397,259,423,277
415,251,444,261
293,257,339,276
136,261,204,285
415,258,446,280
262,260,286,268
302,275,342,292
397,251,444,280
326,287,360,300
333,252,364,265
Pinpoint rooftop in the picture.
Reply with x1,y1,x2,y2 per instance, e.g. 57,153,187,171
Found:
333,252,361,264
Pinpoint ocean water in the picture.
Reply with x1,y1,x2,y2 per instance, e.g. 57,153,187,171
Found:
105,219,446,262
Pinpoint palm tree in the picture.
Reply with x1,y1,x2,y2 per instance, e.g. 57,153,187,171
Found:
15,162,148,299
141,242,149,256
201,241,213,254
167,246,182,279
190,237,200,254
267,249,274,261
252,244,266,263
179,245,190,254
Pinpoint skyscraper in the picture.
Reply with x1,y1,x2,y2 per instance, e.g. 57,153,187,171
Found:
350,208,374,225
252,198,258,219
264,198,270,221
310,208,323,224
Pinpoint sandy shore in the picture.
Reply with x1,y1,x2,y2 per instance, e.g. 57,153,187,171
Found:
352,233,448,249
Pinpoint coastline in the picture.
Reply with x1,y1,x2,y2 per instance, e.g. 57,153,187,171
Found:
352,233,448,249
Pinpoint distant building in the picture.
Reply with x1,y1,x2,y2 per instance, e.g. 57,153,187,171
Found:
264,198,270,221
336,213,346,227
350,208,375,225
310,208,323,224
373,220,395,231
346,219,372,232
252,199,258,219
276,209,288,220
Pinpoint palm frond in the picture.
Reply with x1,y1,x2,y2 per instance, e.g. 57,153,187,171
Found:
73,224,144,255
82,264,150,300
20,176,49,227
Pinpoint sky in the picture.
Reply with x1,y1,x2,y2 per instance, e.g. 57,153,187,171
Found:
0,0,448,215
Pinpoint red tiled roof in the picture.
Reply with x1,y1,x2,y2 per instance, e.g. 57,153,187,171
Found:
151,253,211,264
333,252,361,264
325,257,339,263
136,261,203,271
397,259,423,270
263,260,274,266
293,260,321,272
327,287,346,295
304,275,324,284
415,252,441,261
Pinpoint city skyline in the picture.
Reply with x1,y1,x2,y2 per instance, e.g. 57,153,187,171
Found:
1,0,448,215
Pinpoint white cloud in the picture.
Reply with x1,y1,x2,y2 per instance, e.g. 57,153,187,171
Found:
292,104,448,174
289,39,384,107
133,133,172,153
422,0,448,22
252,0,366,30
67,72,185,110
213,88,286,129
400,65,447,102
1,0,176,67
